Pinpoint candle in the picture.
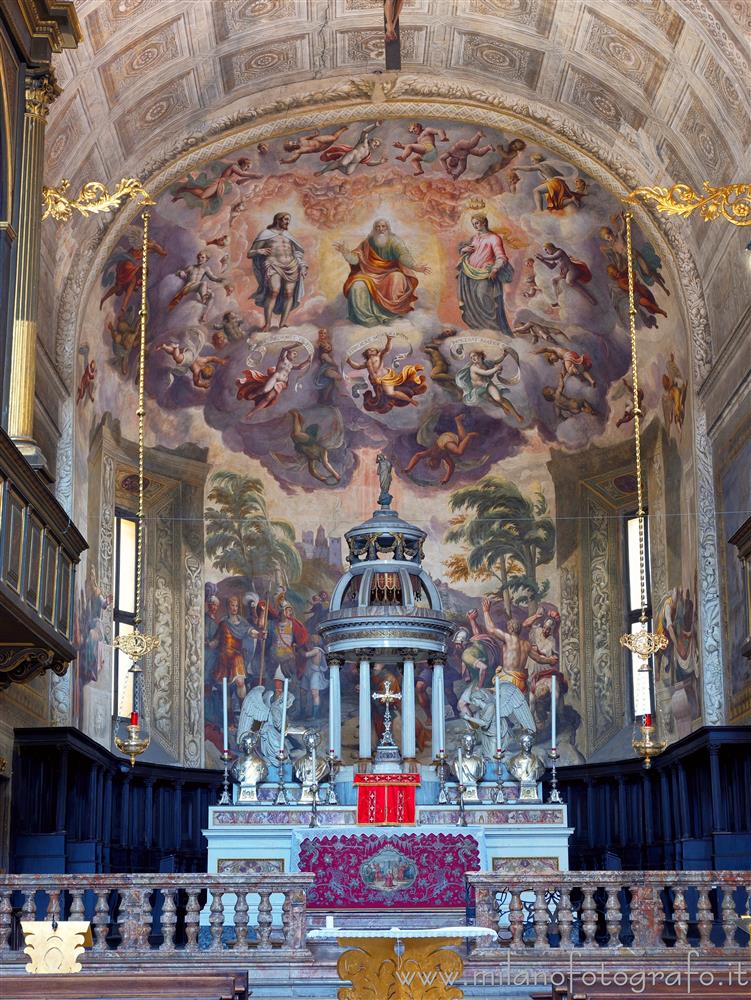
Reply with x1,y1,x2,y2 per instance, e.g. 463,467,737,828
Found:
644,713,652,728
130,711,138,727
494,674,502,752
311,743,317,787
550,674,557,749
222,677,229,752
457,747,464,784
279,677,289,754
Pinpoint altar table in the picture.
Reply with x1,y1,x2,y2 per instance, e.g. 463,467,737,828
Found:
354,772,420,825
308,925,496,1000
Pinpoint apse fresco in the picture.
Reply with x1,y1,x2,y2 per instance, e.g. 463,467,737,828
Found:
73,116,698,765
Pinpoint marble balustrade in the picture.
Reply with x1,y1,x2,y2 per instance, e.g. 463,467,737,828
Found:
468,870,751,956
0,873,313,962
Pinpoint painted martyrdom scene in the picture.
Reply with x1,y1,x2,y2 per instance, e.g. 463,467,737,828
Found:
74,116,697,766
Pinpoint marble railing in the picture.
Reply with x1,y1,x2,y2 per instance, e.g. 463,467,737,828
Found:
0,873,314,962
468,871,751,956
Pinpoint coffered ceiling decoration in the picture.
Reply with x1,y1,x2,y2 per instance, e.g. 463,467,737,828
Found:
45,0,748,204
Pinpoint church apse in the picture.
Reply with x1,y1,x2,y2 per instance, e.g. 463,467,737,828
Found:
71,113,698,766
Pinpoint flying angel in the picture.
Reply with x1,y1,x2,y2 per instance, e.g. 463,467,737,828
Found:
271,408,345,485
403,411,486,485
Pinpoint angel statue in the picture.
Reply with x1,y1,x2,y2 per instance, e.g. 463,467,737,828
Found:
460,680,536,760
237,674,296,769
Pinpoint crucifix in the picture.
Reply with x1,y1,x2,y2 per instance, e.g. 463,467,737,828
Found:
384,0,404,70
372,678,403,771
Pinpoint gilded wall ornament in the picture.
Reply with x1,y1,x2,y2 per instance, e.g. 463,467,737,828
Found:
625,182,751,226
42,177,154,222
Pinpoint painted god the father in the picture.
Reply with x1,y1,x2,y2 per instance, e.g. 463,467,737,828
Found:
334,219,430,327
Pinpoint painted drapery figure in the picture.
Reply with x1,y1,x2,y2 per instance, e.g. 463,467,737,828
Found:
334,219,429,327
457,214,513,333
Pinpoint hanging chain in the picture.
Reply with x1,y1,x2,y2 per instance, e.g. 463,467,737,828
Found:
134,211,149,629
624,212,648,624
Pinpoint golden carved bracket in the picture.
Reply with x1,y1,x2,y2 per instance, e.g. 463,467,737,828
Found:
625,182,751,227
22,920,92,974
41,177,154,222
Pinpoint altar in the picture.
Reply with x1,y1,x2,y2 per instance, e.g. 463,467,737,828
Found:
203,469,573,930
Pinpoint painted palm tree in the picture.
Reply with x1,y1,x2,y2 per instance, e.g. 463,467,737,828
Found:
205,471,302,590
444,476,555,615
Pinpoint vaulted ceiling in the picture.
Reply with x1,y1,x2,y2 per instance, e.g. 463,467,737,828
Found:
47,0,750,200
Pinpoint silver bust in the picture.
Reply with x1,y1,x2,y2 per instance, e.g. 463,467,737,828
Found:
230,730,268,803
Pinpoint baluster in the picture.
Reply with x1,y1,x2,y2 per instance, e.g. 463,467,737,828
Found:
184,889,200,953
209,889,225,951
256,891,273,950
233,890,249,949
137,888,152,952
721,884,738,949
0,890,13,953
533,889,548,949
631,884,663,949
286,889,309,955
509,890,525,951
118,888,140,951
558,887,573,950
472,885,500,955
581,886,597,947
281,890,290,950
159,889,177,953
696,886,713,950
672,887,689,950
21,889,36,923
46,890,61,926
69,889,85,921
604,886,621,948
92,890,110,951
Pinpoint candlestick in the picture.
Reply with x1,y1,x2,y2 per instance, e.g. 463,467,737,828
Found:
550,674,557,750
278,678,289,755
218,749,232,805
547,747,563,804
492,748,505,804
222,677,229,752
494,674,502,752
434,749,448,805
326,749,339,805
274,748,289,805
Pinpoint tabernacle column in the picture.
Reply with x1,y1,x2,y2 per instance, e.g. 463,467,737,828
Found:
358,659,371,760
402,658,416,761
430,660,446,759
328,658,342,759
6,70,60,467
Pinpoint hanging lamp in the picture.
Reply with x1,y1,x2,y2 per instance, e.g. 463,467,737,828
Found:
618,212,668,768
113,211,159,766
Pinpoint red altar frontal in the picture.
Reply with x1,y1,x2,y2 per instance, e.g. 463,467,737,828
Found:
354,773,420,825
